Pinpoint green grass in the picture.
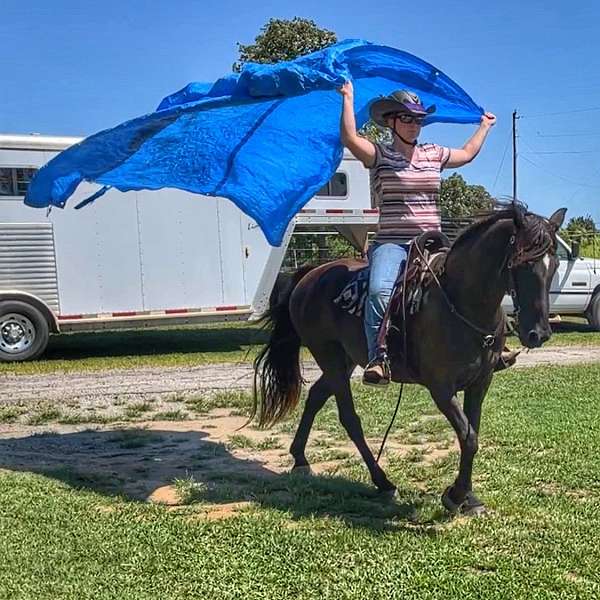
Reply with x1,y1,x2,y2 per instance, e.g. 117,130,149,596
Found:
0,321,271,375
108,430,165,449
123,402,154,419
227,434,282,451
1,364,599,598
185,390,253,415
0,406,26,423
172,474,209,505
26,407,62,425
543,318,600,347
152,410,188,421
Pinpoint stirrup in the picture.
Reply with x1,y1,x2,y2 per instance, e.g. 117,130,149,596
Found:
363,354,391,387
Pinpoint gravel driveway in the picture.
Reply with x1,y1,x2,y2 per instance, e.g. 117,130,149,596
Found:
3,345,599,408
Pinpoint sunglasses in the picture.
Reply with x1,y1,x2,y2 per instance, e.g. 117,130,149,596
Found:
393,113,425,124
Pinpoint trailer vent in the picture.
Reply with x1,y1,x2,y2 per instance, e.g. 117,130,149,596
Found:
0,223,59,312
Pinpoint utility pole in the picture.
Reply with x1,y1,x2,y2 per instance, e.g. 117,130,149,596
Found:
512,110,518,201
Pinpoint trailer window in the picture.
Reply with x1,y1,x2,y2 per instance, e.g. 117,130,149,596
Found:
0,169,12,195
316,172,347,197
0,167,37,197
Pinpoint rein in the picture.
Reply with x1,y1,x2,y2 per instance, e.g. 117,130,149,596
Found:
412,241,503,348
376,243,412,464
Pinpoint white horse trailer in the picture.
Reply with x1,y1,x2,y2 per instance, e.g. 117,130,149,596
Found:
0,134,377,361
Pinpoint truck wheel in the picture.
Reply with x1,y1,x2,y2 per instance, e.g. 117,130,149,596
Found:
0,301,50,362
587,292,600,331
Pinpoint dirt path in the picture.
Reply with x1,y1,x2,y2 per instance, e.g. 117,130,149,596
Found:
2,345,599,408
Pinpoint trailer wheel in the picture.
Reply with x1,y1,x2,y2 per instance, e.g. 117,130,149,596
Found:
0,301,50,362
587,292,600,331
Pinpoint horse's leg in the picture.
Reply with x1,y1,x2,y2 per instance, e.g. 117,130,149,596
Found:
289,375,332,473
333,375,396,494
290,347,356,472
302,343,395,493
445,375,493,514
430,385,487,516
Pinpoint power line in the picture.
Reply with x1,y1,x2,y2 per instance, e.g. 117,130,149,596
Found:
520,155,600,189
535,131,600,138
520,106,600,118
520,137,598,157
523,150,593,155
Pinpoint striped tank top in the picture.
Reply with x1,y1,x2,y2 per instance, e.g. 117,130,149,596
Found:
370,142,450,244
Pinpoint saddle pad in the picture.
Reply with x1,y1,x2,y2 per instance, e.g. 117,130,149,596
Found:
333,249,448,319
333,267,370,318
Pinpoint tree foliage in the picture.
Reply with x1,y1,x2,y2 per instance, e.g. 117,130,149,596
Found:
440,173,494,218
562,215,598,237
233,17,337,72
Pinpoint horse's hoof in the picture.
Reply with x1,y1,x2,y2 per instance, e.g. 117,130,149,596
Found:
291,464,313,476
462,502,487,517
377,486,398,501
441,487,486,517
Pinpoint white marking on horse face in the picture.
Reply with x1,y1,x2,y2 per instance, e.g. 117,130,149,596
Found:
542,254,551,273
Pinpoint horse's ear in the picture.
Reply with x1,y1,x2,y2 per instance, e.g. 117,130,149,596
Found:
513,202,525,228
548,208,567,231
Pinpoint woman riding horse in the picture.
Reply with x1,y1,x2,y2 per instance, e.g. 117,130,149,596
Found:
251,84,565,515
253,201,565,515
338,80,503,386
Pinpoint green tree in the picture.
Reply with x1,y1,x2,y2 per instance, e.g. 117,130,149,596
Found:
562,215,598,237
233,17,337,72
440,173,494,218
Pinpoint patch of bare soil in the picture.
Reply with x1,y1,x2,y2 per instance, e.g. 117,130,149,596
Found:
0,404,454,511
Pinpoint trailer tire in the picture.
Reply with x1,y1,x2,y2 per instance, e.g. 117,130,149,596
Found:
587,292,600,331
0,301,50,362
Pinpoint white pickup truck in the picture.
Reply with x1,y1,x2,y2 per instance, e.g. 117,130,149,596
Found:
502,236,600,330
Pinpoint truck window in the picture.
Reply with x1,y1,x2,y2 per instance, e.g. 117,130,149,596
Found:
316,172,348,197
556,240,569,261
0,167,37,197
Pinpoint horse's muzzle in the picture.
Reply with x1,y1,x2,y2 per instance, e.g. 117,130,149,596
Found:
524,327,551,348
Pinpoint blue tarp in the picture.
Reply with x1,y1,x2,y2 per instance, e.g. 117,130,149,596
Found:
25,39,484,246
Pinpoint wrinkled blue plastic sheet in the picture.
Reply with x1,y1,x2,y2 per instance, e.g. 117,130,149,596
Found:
25,39,483,246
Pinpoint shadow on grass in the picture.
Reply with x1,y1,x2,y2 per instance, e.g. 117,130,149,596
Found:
0,426,446,533
41,325,269,361
550,320,595,334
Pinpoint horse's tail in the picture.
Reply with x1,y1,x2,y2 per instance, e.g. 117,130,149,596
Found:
252,265,315,428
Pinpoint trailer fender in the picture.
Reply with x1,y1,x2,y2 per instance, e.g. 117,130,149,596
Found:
0,291,59,333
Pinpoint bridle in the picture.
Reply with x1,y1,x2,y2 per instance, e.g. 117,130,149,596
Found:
505,220,558,332
506,233,523,329
414,221,555,349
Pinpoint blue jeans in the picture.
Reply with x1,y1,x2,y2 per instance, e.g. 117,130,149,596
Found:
364,242,408,362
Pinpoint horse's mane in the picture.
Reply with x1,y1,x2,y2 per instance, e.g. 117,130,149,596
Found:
451,200,556,263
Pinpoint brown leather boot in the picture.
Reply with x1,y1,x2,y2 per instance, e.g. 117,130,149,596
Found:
495,347,521,372
363,357,391,387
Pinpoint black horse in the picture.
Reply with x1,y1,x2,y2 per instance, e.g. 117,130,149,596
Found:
253,204,566,515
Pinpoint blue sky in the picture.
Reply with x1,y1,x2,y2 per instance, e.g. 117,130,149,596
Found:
2,0,599,223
